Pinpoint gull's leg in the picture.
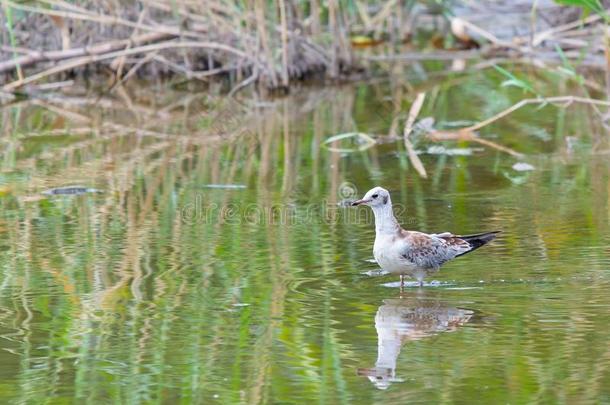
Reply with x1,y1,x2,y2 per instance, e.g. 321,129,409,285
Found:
400,275,404,293
418,278,424,288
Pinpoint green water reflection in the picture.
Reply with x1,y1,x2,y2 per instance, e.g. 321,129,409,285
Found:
1,70,610,404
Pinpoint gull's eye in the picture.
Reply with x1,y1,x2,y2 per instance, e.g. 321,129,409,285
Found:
372,194,378,199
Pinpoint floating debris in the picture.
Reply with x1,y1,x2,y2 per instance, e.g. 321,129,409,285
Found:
437,120,478,128
512,162,536,171
202,184,247,189
42,186,102,196
413,117,436,134
322,132,376,153
381,280,453,288
425,145,483,156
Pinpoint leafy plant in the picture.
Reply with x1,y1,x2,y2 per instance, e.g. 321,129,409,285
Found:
554,0,609,21
493,65,543,98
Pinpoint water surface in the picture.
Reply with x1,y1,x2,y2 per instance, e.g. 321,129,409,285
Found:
1,70,610,403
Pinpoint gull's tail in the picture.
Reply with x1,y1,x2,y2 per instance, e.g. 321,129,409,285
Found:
455,231,501,257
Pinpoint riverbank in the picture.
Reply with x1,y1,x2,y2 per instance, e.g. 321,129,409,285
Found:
2,0,609,100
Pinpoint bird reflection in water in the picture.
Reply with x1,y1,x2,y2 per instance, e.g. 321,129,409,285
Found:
358,293,474,390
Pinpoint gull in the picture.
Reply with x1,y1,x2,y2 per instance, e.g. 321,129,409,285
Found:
352,187,499,289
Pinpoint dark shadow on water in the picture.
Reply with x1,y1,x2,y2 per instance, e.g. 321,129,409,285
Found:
357,291,475,390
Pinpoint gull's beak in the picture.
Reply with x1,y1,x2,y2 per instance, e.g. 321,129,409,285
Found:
351,199,369,206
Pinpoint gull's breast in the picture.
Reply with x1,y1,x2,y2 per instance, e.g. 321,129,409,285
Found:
373,234,418,274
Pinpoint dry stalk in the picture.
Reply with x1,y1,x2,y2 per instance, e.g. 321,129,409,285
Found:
355,0,372,31
531,12,605,46
428,130,524,158
111,7,149,84
0,31,175,74
278,0,289,87
464,96,610,132
370,0,397,26
4,1,200,39
254,0,278,87
451,17,517,49
309,0,321,36
403,92,427,178
3,41,253,92
428,96,610,158
328,0,339,78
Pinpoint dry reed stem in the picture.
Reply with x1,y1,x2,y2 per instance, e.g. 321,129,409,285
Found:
4,1,201,39
115,52,159,87
228,71,258,97
3,41,253,91
328,0,339,78
0,31,175,74
465,96,610,132
428,96,610,158
254,0,278,87
403,92,427,178
355,1,372,31
531,12,604,46
309,0,321,36
370,0,397,29
0,44,37,55
111,7,148,81
451,17,517,49
278,0,289,87
428,130,524,158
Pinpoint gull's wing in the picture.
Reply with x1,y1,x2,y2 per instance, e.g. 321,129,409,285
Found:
399,231,472,269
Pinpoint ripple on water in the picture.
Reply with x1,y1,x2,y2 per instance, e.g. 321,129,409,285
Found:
381,280,456,288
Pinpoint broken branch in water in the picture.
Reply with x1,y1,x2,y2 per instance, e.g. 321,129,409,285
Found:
464,96,610,132
428,130,524,158
428,96,610,158
403,92,427,178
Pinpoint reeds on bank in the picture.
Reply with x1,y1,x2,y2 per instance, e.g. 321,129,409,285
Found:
1,0,609,95
0,0,375,92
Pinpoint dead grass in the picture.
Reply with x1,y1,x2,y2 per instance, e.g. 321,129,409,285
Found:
0,0,609,95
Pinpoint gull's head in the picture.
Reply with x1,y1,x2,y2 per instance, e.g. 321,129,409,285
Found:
351,187,390,208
